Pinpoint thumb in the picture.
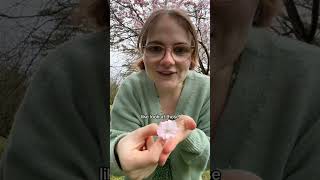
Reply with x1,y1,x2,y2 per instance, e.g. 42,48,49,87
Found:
133,123,159,141
177,115,196,130
183,118,196,130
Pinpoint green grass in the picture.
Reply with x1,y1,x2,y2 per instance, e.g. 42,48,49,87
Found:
202,170,210,180
111,176,124,180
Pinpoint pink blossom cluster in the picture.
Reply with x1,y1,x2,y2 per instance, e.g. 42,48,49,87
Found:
134,0,145,4
157,120,179,140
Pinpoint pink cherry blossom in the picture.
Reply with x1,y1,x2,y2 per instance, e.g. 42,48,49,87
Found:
134,0,145,5
110,0,210,75
157,120,179,140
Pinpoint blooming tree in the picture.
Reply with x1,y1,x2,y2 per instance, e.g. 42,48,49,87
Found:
110,0,210,76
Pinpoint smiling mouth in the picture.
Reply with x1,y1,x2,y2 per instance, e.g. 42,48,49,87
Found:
157,71,176,76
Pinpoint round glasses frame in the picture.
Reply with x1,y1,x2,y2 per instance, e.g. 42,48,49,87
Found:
142,44,195,62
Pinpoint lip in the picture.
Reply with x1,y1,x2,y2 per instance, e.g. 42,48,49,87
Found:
157,70,177,75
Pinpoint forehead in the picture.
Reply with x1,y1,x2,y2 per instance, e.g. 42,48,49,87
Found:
146,14,191,44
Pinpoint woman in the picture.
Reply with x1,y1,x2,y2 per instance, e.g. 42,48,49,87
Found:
110,9,210,180
213,0,320,179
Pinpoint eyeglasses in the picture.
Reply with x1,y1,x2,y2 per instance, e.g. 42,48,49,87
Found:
143,44,194,62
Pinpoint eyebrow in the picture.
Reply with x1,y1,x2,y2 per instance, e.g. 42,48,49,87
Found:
147,40,190,46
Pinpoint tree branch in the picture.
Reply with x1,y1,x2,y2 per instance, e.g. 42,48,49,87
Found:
198,40,209,75
0,6,70,19
284,0,306,40
306,0,320,42
23,16,68,75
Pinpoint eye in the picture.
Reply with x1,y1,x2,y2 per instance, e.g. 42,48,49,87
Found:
146,45,164,54
173,46,191,56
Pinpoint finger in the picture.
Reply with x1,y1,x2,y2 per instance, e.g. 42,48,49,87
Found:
183,118,196,130
143,138,165,164
134,123,158,141
150,138,165,153
133,140,163,168
159,140,177,166
140,143,146,151
177,115,197,130
139,137,151,151
162,139,177,154
146,136,154,149
159,152,170,166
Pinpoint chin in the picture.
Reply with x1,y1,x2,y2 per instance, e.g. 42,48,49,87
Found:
155,80,179,89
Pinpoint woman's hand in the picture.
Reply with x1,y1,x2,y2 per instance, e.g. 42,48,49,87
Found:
116,123,165,180
159,115,197,166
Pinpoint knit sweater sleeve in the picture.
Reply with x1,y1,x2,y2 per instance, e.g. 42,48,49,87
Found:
110,74,143,176
170,76,210,179
176,98,210,164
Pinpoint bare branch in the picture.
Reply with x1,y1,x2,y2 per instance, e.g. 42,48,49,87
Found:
198,40,210,74
23,16,68,75
0,6,71,19
284,0,307,40
306,0,320,42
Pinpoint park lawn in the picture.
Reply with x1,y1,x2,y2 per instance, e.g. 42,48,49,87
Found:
111,176,124,180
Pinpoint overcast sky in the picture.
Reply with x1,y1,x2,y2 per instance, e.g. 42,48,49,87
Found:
110,51,128,80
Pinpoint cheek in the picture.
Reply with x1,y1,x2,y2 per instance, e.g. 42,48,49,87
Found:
177,62,191,77
181,60,192,70
143,60,157,76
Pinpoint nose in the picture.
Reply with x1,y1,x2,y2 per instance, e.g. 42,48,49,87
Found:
160,48,175,66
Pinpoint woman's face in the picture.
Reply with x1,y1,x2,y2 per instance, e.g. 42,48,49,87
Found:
143,15,192,90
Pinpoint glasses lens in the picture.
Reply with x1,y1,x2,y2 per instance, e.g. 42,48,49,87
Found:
173,46,192,61
144,45,193,61
145,45,164,59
